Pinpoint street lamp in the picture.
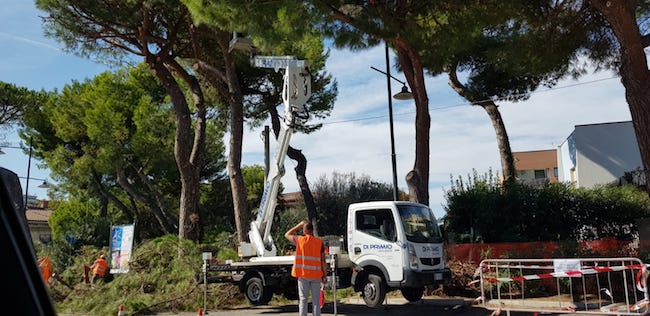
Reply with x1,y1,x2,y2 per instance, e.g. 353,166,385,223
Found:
370,43,414,201
0,137,50,208
18,176,50,207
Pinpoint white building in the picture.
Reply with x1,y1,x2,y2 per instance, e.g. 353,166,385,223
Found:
557,121,642,187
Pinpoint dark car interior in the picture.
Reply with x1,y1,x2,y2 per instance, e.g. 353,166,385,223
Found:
0,167,57,315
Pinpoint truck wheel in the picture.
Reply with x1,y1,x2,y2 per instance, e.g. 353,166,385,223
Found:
400,287,424,302
361,274,386,308
245,277,273,305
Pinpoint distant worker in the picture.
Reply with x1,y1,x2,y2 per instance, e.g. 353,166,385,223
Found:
285,220,327,316
89,254,109,286
37,256,53,286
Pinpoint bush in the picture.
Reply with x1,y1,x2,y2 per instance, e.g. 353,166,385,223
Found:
444,170,650,243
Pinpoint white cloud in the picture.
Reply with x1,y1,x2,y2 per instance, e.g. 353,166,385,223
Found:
0,32,61,52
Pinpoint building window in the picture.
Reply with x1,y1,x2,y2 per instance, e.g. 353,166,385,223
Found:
534,169,546,179
554,167,558,178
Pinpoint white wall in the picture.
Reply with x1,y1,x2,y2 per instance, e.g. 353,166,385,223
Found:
557,134,575,183
573,121,642,187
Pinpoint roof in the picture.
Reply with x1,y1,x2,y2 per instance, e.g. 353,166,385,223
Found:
513,150,557,170
559,121,634,147
25,209,52,224
574,120,632,128
280,192,306,207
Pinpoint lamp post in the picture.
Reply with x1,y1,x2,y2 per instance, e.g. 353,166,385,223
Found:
370,44,414,201
25,139,33,207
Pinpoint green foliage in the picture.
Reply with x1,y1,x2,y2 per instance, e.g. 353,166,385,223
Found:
443,169,503,243
200,164,285,246
273,207,308,254
217,247,239,262
0,81,49,128
182,0,337,134
243,164,283,214
313,172,394,237
572,184,650,240
54,235,207,316
26,67,173,228
48,198,116,247
419,1,611,102
444,170,650,243
23,64,228,239
199,176,236,244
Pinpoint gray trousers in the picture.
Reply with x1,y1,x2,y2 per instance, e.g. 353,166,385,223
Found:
298,278,321,316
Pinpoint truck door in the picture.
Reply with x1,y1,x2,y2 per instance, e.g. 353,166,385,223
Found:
351,208,403,282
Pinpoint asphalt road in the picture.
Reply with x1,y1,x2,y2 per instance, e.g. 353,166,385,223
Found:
202,300,491,316
62,296,586,316
150,297,536,316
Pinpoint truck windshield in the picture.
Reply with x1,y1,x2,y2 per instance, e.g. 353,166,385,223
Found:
397,205,442,243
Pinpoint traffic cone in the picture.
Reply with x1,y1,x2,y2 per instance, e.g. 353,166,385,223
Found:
117,305,125,316
197,307,203,316
319,285,325,309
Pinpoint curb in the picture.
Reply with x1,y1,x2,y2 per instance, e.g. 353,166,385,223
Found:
340,296,474,307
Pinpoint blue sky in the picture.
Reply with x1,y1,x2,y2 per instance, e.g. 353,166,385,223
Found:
1,1,633,217
1,1,110,201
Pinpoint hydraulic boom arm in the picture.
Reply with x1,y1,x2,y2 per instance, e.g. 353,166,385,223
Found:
242,56,311,258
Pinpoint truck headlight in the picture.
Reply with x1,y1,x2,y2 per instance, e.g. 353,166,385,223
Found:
408,244,418,269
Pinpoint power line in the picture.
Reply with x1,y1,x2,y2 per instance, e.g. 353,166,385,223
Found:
322,75,619,126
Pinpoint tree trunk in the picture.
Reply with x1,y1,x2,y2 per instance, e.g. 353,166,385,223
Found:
590,0,650,194
445,65,516,185
287,147,320,236
147,56,206,241
395,39,431,205
166,58,207,242
216,32,251,243
481,102,516,184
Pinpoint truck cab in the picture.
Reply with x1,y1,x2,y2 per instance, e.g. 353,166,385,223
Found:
347,201,450,307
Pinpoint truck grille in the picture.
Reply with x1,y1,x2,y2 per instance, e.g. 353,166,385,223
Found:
420,258,441,266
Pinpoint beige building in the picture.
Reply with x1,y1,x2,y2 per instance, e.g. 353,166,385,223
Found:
25,204,52,244
513,149,559,185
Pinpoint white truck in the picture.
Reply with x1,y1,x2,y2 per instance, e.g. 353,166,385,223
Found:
210,56,450,308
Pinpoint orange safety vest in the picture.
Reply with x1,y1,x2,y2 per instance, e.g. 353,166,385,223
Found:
292,235,323,279
38,257,53,284
92,258,109,277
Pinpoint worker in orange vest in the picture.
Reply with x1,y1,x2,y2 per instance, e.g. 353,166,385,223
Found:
89,254,109,286
37,256,53,286
285,220,327,316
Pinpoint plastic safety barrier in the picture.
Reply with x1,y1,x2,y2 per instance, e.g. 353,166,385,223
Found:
473,258,649,315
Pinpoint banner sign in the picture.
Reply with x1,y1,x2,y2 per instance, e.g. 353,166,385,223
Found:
109,224,135,274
